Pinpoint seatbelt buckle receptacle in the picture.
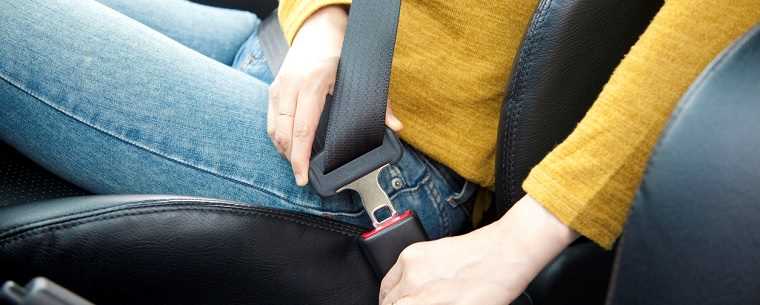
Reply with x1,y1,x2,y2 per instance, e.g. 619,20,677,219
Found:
308,128,429,278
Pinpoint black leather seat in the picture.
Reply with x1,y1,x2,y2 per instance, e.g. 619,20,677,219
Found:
495,1,661,304
0,0,662,304
607,24,760,305
0,195,379,304
0,143,88,208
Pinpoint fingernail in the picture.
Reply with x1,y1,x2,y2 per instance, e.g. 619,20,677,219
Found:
295,172,307,186
389,117,403,131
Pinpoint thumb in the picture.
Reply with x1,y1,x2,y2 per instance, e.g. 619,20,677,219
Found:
386,100,403,132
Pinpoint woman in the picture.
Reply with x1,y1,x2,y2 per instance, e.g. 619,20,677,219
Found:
1,0,758,305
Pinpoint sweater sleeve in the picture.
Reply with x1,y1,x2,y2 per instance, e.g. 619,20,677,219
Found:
278,0,352,45
522,0,760,249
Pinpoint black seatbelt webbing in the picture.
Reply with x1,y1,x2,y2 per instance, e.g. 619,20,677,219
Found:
261,1,404,197
263,1,429,280
316,0,402,173
260,1,402,174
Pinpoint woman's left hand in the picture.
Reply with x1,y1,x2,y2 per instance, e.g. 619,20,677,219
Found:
379,195,580,305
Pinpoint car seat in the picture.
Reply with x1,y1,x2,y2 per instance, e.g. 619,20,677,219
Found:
607,24,760,305
0,0,662,304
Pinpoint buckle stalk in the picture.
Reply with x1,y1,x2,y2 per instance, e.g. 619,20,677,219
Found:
338,165,397,227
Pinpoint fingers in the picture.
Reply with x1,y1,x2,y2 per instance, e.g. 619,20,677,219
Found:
393,295,429,305
379,258,404,302
387,281,463,305
274,79,299,158
392,296,418,305
268,55,338,186
289,88,325,186
385,100,403,132
381,277,407,305
267,83,280,154
380,244,425,305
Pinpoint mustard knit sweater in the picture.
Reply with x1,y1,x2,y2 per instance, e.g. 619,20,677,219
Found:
279,0,539,187
279,0,760,248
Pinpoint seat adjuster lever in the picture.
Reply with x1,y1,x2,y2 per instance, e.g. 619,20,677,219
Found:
1,278,95,305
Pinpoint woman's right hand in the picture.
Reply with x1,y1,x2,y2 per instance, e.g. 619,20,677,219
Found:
268,5,402,187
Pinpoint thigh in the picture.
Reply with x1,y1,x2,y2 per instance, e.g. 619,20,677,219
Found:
96,0,259,65
0,0,364,225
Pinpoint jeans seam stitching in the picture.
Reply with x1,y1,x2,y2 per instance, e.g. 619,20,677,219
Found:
424,179,449,236
297,205,366,218
444,182,464,207
387,174,430,201
0,72,299,206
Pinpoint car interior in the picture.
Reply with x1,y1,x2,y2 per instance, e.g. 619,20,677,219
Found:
1,0,759,304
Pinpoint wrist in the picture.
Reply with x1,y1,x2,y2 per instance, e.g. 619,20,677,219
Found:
487,195,579,282
494,195,579,247
292,5,348,56
301,5,348,30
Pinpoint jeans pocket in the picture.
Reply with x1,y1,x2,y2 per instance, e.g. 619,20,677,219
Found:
382,143,474,238
416,153,476,209
445,180,477,210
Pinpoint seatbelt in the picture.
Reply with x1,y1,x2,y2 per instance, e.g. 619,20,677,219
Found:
311,0,429,279
320,0,434,280
314,0,398,173
260,1,428,279
258,10,287,75
260,3,398,172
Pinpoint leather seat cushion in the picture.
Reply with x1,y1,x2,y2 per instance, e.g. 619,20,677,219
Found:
0,195,378,305
0,142,88,208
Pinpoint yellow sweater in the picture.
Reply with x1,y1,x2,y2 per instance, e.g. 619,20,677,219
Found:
279,0,539,187
523,0,760,248
280,0,760,248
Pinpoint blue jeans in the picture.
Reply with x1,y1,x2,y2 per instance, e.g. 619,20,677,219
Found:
0,0,474,239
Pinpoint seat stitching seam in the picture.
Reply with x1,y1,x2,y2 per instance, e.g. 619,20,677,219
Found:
0,206,363,247
2,199,365,238
504,0,554,210
0,198,244,235
0,198,187,233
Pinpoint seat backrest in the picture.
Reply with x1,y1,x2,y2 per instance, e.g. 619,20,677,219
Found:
492,0,663,217
607,25,760,305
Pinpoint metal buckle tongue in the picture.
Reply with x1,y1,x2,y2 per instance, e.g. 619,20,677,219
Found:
309,128,428,278
338,165,397,227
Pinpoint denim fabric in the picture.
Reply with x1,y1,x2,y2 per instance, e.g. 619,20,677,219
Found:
0,0,474,239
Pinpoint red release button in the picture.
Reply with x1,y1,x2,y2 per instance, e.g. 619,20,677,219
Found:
361,210,414,240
